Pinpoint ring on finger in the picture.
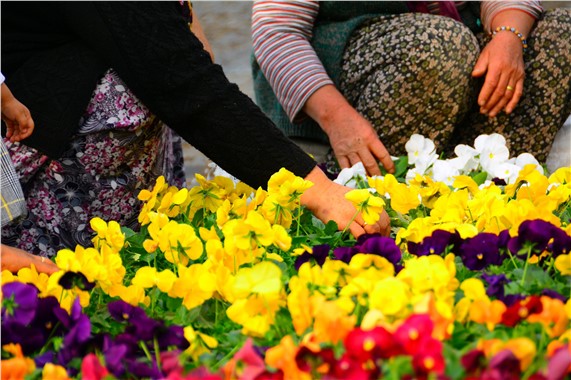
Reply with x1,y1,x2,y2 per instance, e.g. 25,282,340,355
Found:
506,85,514,92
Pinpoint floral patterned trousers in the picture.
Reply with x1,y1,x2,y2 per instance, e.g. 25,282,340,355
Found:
340,9,571,161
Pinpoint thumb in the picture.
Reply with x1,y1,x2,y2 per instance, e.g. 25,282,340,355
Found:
472,50,489,78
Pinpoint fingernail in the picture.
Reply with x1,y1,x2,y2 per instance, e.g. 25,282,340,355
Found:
478,100,485,106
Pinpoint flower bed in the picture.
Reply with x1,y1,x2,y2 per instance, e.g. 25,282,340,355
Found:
2,134,570,380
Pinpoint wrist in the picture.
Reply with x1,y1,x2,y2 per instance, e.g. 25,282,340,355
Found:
489,26,528,51
300,166,333,210
304,85,353,134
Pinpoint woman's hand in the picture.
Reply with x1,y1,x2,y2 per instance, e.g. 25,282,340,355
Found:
473,9,535,118
301,166,391,238
304,85,395,177
1,244,59,274
1,83,35,142
472,33,525,117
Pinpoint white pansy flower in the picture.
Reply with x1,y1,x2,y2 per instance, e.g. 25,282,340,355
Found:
334,162,367,188
514,153,544,175
453,144,480,172
405,134,436,165
479,144,510,174
474,133,507,153
432,159,460,186
490,162,521,184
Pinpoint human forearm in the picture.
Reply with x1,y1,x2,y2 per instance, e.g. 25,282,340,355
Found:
303,85,395,175
1,244,58,274
56,2,316,188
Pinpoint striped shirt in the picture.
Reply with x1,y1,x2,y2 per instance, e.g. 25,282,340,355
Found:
252,1,543,122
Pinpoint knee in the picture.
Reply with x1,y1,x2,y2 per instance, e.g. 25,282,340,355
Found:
406,13,479,78
533,8,571,52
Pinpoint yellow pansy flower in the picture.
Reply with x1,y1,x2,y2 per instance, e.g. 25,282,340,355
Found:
108,284,149,307
554,253,571,275
245,210,274,247
169,263,216,310
131,267,176,293
42,363,71,380
369,277,411,317
230,261,282,299
184,326,218,361
345,189,385,225
452,175,480,195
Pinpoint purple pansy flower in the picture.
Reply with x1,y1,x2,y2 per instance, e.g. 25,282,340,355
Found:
294,244,330,270
157,325,189,351
358,235,402,266
481,273,509,299
1,282,38,325
549,227,571,257
407,230,460,257
507,219,556,256
333,246,358,263
458,233,503,270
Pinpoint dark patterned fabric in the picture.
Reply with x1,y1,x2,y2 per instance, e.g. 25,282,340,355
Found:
340,12,479,156
1,2,316,188
455,8,571,162
338,9,571,160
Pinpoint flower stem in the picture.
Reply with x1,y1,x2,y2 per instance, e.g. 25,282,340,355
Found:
139,340,153,362
520,246,533,286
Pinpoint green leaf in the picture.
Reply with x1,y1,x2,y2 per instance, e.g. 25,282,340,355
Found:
470,171,488,185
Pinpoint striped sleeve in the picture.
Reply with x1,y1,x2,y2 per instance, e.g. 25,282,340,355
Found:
480,0,544,33
252,0,333,122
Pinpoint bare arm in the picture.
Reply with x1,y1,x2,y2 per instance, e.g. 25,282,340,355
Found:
303,85,395,176
1,244,59,274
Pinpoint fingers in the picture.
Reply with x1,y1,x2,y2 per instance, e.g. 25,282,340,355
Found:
479,70,509,115
471,50,489,79
370,139,394,174
505,80,524,114
11,110,34,142
486,78,513,118
337,155,351,170
355,151,382,177
352,211,391,237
